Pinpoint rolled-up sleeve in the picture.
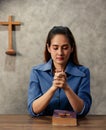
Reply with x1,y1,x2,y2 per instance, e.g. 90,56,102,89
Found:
77,68,92,117
27,68,44,116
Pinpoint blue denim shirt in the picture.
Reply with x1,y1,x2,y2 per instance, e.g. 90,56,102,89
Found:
28,59,92,117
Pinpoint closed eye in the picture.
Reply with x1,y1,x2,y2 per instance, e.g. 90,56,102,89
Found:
62,47,68,50
53,47,58,50
62,45,69,50
52,45,58,50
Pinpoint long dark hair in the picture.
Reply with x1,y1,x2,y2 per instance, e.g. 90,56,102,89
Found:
44,26,80,65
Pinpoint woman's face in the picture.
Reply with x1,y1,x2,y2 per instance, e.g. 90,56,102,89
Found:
47,34,73,67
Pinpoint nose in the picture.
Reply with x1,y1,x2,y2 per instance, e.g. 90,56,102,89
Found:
58,48,63,55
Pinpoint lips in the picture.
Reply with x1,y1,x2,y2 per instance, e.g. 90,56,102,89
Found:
56,57,64,60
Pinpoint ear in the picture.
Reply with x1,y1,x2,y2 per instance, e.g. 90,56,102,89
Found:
47,44,51,53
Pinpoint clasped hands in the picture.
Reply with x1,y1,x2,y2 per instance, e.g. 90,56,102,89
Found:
52,71,67,90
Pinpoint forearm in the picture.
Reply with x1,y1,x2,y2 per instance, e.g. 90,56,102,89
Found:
32,86,57,114
64,84,84,113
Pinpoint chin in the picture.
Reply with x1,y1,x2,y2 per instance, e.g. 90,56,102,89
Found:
56,60,66,65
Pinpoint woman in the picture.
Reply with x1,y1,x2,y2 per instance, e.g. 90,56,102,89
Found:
28,26,92,117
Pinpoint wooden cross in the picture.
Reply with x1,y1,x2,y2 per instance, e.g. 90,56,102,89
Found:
0,16,21,55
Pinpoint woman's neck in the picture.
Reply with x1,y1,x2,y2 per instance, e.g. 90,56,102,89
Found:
53,62,66,72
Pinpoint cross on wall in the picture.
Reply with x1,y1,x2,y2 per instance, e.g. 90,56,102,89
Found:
0,16,21,55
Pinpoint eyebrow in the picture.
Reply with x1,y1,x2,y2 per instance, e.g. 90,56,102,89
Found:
51,43,69,46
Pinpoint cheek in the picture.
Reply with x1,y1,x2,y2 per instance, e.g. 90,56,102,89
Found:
64,50,71,55
50,49,55,55
50,50,56,57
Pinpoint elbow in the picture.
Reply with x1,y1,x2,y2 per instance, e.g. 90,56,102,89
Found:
28,103,36,117
32,101,41,115
77,101,92,118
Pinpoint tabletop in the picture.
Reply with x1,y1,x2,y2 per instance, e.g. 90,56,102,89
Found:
0,115,106,130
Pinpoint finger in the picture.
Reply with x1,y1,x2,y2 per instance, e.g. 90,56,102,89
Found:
55,72,66,79
54,77,66,82
53,80,65,86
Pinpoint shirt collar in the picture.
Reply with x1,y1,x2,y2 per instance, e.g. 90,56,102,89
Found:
65,61,85,77
38,59,52,71
37,59,85,77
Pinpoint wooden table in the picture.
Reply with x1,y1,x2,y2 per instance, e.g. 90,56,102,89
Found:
0,115,106,130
